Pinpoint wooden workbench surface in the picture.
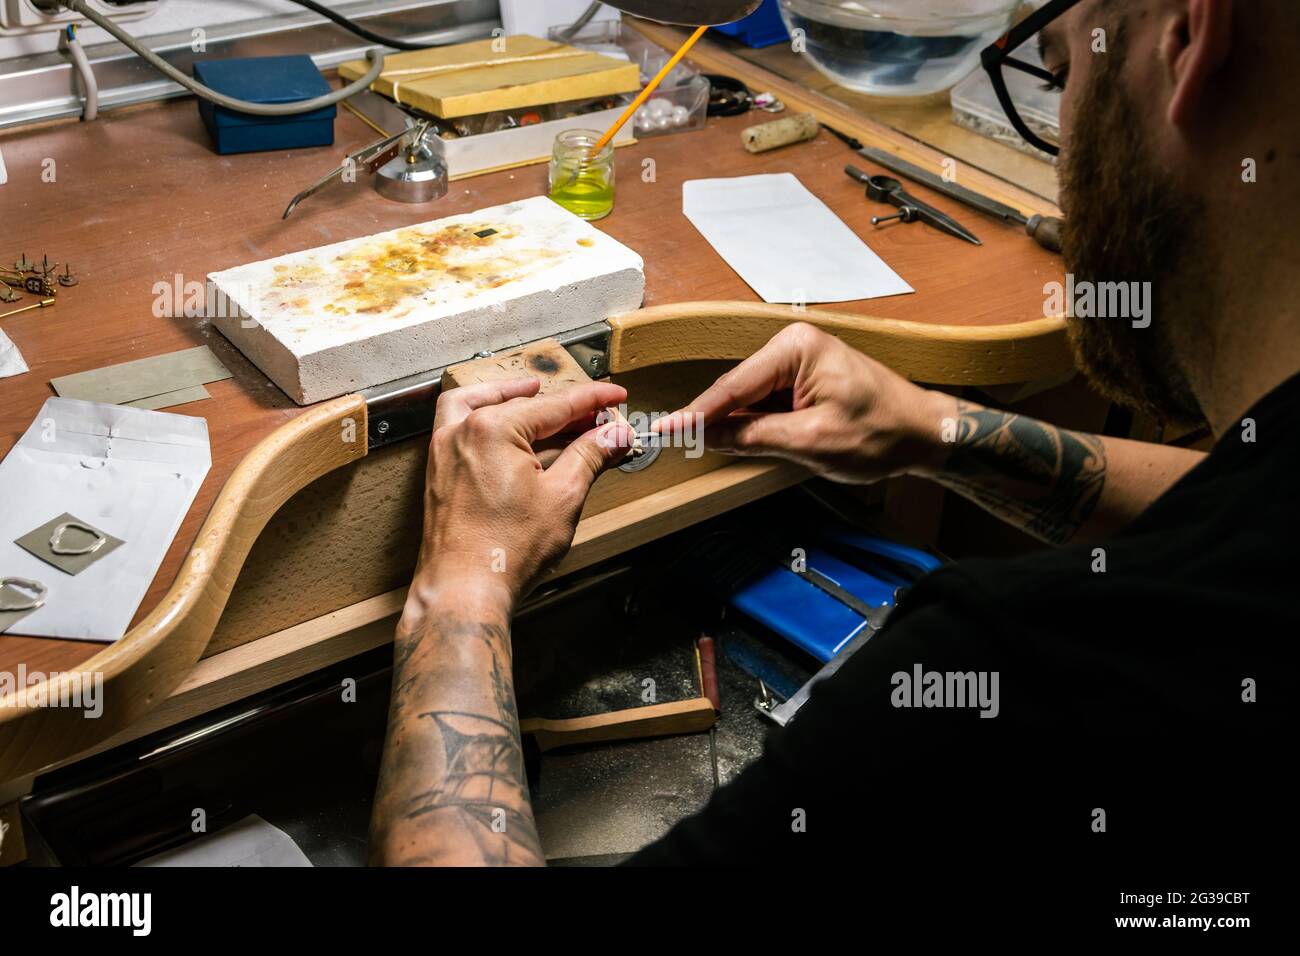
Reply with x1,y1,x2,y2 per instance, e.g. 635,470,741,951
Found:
0,68,1062,681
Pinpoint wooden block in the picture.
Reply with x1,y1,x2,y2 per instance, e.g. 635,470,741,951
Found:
209,197,645,405
444,338,644,456
521,697,717,753
338,36,642,119
443,338,591,394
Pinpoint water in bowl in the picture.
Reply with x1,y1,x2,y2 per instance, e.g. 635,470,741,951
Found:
779,0,1017,97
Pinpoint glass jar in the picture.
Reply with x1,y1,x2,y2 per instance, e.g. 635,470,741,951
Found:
548,129,615,222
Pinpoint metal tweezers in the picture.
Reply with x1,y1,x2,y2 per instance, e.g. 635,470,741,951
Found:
282,121,431,220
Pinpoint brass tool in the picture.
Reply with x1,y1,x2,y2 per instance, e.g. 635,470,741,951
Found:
0,297,55,321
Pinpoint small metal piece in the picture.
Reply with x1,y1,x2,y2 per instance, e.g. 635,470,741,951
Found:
618,434,661,473
564,336,608,379
58,263,78,287
49,520,107,556
14,254,34,273
475,350,493,359
872,207,918,226
0,577,47,613
754,91,785,112
23,274,56,296
0,280,20,303
708,725,720,789
374,126,449,206
0,297,55,321
474,228,498,239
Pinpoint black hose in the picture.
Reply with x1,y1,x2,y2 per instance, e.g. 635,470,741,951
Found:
281,0,437,52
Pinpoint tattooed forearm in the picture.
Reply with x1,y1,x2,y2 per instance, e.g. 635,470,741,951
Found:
936,401,1107,546
371,610,545,867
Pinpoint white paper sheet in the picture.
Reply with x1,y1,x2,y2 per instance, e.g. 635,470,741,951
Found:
0,398,211,641
683,173,914,305
135,815,313,867
0,145,7,186
0,329,26,378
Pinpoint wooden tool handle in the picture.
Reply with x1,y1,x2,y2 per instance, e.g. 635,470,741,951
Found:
1026,214,1064,254
697,636,720,713
521,697,717,753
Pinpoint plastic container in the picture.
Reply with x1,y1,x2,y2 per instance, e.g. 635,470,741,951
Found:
550,20,709,139
713,0,792,48
777,0,1020,97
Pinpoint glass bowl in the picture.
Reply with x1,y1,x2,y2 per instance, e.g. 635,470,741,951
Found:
778,0,1022,97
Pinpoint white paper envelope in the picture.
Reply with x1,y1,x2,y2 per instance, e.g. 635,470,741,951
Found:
0,398,211,641
683,172,914,305
0,329,26,379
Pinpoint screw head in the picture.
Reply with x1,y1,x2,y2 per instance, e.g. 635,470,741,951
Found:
377,420,390,435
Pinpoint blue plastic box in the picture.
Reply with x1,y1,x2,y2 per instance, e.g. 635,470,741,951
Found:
193,55,336,155
712,0,791,49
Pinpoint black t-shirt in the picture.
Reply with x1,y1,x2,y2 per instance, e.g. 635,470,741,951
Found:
628,377,1295,869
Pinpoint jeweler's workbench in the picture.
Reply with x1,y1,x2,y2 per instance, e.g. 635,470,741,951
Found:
0,32,1066,789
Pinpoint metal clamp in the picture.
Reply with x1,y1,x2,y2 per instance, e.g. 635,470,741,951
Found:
49,520,106,556
0,577,47,612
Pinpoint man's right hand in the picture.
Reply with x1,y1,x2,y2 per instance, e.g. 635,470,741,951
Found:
659,322,1205,546
654,322,953,484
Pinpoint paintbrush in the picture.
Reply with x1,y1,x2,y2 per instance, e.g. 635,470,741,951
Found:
555,25,708,190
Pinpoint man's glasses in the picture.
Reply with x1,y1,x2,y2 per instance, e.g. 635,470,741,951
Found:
980,0,1085,156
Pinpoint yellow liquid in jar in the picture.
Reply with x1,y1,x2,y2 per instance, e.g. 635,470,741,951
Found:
549,167,614,221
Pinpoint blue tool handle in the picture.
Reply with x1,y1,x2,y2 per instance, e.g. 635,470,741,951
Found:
820,530,942,575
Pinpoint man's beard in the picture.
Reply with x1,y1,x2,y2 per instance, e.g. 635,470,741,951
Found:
1058,35,1207,426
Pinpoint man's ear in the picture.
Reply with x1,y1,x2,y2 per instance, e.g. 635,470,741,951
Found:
1165,0,1233,128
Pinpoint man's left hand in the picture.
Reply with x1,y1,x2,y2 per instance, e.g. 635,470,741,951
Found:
404,377,635,624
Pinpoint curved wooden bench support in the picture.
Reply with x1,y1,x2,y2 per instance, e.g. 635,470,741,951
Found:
0,304,1070,781
0,395,368,780
609,302,1072,385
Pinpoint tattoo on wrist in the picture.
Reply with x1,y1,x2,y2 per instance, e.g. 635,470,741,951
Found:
940,401,1107,545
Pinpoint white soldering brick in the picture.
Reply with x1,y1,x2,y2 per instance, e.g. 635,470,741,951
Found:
208,197,645,404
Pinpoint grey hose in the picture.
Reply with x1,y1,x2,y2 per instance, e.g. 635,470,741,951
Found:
59,0,385,116
558,2,605,41
58,26,99,121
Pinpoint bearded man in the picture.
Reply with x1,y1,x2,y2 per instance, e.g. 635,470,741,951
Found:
369,0,1294,875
